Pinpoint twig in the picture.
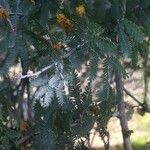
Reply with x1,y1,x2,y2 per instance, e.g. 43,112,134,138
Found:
60,0,65,9
123,87,143,105
19,47,78,79
15,135,31,145
15,131,40,145
6,18,15,32
17,78,27,121
27,77,33,121
10,12,24,16
20,63,55,79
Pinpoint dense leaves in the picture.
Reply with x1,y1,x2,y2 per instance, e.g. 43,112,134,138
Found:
0,0,149,149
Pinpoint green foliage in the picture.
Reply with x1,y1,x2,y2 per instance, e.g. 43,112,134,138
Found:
118,22,132,56
97,37,117,55
123,19,144,43
32,73,94,149
0,120,19,150
132,136,150,150
0,0,149,149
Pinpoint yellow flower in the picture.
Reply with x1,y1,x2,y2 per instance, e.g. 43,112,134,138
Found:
75,5,86,17
52,42,63,49
0,8,9,19
57,13,73,32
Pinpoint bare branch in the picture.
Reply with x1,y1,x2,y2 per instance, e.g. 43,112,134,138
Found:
20,63,55,79
123,87,143,105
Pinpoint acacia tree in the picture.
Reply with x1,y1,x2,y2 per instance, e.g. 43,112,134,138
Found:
0,0,149,150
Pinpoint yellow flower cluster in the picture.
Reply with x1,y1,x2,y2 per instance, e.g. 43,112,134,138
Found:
57,13,73,32
0,8,9,19
75,5,86,17
52,42,63,49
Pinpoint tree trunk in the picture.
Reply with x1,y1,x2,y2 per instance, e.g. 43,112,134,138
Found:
115,73,133,150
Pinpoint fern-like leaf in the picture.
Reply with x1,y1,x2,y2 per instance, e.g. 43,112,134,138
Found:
118,23,132,56
101,57,111,100
110,57,128,79
123,19,144,43
140,0,150,8
32,130,56,150
96,37,117,55
136,9,150,28
88,55,99,79
81,83,92,109
87,22,104,36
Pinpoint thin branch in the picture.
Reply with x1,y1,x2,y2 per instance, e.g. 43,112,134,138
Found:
27,78,33,121
15,131,43,145
123,87,143,105
144,71,149,101
6,18,15,33
19,47,78,79
17,78,27,120
15,135,31,145
15,131,40,145
20,63,55,79
10,12,24,16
